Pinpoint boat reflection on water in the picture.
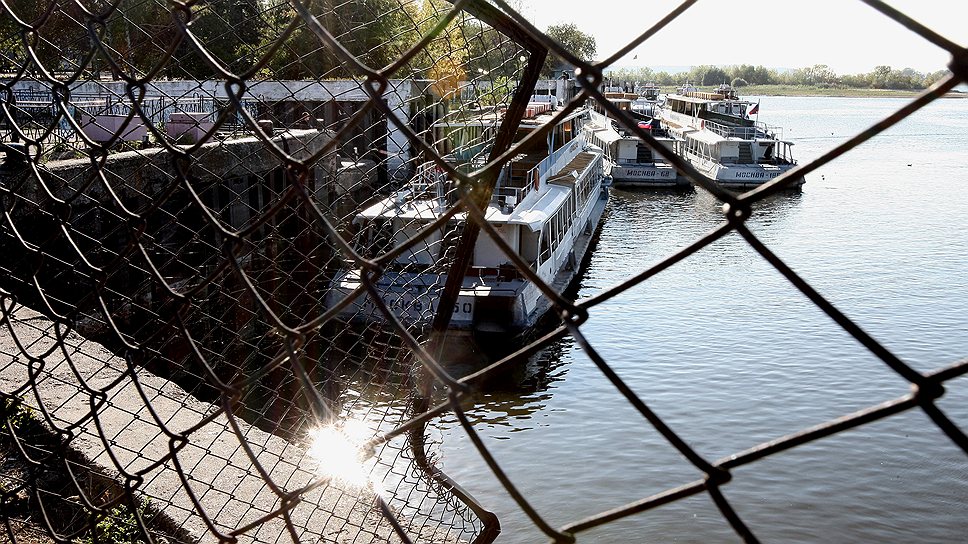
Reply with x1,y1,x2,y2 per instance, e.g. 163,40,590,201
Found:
431,330,572,394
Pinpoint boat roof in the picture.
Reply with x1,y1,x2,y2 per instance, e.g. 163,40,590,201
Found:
437,119,500,128
667,94,755,106
686,128,793,145
687,129,726,144
493,183,571,231
484,149,598,230
519,106,587,128
595,129,623,145
363,174,577,231
358,197,447,220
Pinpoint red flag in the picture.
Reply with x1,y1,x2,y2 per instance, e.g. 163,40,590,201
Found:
748,101,760,116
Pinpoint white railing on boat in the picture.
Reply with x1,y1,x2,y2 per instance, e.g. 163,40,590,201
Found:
397,161,451,209
491,185,530,213
489,136,588,214
412,161,448,187
534,134,587,184
703,119,783,140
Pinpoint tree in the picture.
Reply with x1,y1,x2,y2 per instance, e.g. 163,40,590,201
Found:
1,0,94,76
924,69,951,87
728,64,757,85
653,70,677,85
751,65,775,85
542,23,596,77
187,0,264,75
408,0,469,100
260,0,421,79
701,67,728,86
870,65,893,88
463,16,528,87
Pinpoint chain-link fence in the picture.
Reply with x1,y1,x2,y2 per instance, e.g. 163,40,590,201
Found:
0,0,965,542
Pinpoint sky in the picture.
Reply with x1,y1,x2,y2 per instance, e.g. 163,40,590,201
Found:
516,0,967,74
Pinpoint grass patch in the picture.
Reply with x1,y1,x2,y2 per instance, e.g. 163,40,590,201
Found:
0,396,194,544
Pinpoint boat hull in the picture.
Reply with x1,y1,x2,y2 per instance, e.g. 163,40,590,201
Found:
609,162,689,189
691,160,804,190
326,270,516,330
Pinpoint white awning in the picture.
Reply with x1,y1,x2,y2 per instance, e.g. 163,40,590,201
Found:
590,127,622,144
687,129,726,145
504,184,571,231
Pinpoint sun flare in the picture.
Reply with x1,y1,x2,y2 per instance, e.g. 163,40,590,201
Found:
306,419,374,490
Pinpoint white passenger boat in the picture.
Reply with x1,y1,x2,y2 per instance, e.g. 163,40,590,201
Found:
656,84,803,190
631,82,661,118
327,103,608,335
583,108,686,189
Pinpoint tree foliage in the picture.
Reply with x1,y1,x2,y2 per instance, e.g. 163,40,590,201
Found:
4,1,951,93
542,23,596,77
605,63,951,91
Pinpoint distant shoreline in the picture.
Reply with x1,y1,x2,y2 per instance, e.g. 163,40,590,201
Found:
658,84,968,98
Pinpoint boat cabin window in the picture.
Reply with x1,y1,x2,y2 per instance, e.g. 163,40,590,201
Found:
763,143,775,162
539,227,550,263
679,101,698,116
520,228,540,267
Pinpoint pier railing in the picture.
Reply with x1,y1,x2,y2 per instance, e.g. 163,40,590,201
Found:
3,89,259,144
0,1,965,544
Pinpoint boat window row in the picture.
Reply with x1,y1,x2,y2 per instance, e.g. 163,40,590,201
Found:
537,157,602,265
684,137,715,162
667,98,701,116
575,159,602,210
586,132,615,164
539,197,576,265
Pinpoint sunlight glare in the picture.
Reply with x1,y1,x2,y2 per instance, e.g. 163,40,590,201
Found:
307,419,374,490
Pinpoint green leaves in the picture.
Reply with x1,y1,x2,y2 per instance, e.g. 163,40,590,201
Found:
542,22,596,77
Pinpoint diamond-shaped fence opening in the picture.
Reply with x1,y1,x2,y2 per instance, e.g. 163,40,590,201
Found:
0,0,965,543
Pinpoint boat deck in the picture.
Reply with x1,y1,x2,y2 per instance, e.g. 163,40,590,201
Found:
549,151,597,184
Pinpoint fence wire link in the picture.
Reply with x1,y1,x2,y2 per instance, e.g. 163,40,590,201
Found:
0,0,965,543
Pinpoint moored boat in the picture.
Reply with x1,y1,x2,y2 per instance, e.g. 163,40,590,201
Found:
632,82,661,117
326,102,608,336
657,84,803,190
583,108,687,189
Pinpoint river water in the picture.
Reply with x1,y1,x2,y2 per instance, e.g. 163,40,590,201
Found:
434,96,968,542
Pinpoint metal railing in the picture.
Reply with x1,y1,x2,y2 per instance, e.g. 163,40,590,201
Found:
704,118,781,140
0,1,965,543
490,185,529,213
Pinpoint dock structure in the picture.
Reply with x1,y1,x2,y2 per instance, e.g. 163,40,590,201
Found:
0,115,486,543
1,79,440,182
0,125,362,393
2,77,582,187
0,304,467,543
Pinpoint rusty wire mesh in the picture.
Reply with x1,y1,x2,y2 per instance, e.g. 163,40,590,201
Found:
0,0,965,543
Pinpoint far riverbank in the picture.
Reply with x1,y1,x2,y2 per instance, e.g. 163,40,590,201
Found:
658,84,968,98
